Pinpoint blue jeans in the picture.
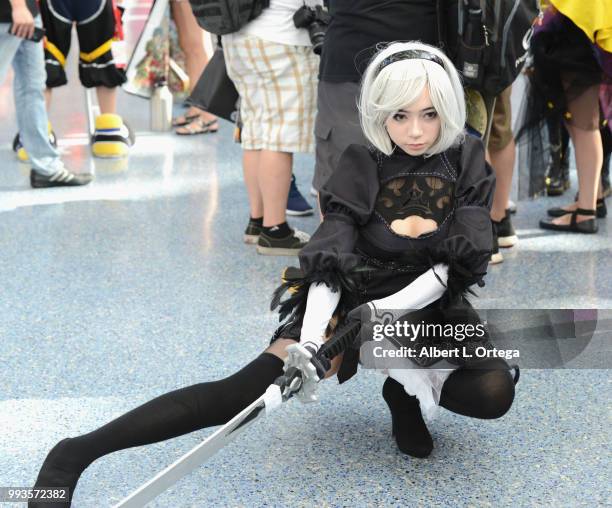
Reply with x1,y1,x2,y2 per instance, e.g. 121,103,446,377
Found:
0,17,64,176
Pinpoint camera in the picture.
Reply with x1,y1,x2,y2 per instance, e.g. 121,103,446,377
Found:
293,4,330,55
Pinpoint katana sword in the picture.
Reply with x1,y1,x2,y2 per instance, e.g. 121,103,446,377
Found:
113,321,361,508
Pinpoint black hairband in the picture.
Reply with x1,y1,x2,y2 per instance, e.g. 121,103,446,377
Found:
377,49,445,73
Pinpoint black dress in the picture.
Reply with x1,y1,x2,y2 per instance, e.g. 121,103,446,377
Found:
272,135,496,382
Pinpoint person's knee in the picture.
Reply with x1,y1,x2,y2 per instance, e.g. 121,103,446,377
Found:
265,338,296,360
478,369,515,419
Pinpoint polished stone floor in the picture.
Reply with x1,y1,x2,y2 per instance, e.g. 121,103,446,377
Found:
1,10,611,508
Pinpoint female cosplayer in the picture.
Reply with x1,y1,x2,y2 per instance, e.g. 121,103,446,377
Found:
30,42,516,506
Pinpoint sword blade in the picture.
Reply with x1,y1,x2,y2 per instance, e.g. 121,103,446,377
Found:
113,385,281,508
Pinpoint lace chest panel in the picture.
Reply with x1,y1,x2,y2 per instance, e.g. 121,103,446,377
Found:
374,175,455,238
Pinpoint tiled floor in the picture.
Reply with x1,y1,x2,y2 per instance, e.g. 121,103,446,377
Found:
1,9,611,508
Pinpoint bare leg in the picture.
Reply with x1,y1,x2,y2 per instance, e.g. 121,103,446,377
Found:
487,138,516,222
171,0,217,125
243,149,263,218
573,125,603,206
551,125,603,224
551,84,603,225
258,150,292,227
96,86,117,115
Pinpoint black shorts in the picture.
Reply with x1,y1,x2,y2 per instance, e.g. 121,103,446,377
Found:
40,0,126,88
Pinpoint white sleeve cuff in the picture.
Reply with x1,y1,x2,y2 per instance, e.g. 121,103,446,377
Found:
371,264,448,310
299,282,341,350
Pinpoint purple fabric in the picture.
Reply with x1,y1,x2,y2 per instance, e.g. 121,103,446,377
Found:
594,46,612,79
535,7,612,80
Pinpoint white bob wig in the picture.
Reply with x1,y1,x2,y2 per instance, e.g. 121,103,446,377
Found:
359,41,466,156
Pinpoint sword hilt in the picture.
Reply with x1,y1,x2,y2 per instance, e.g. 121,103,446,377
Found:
272,320,362,403
317,319,362,362
273,366,303,400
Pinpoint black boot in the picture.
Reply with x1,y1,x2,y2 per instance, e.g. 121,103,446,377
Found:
546,144,571,196
602,152,611,198
382,377,433,458
29,438,88,507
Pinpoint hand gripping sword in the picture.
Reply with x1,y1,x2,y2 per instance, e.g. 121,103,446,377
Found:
113,320,361,508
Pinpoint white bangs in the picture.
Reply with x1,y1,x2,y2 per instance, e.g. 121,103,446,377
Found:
369,61,429,115
359,42,466,156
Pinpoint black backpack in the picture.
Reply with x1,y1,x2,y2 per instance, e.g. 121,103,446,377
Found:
189,0,270,35
439,0,540,96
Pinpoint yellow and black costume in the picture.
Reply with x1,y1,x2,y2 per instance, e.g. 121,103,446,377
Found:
40,0,126,88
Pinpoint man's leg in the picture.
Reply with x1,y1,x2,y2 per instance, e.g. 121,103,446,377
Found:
0,23,22,82
488,138,516,222
258,150,292,228
242,149,265,244
170,0,218,128
0,22,28,160
243,149,263,219
39,0,73,113
74,0,132,157
255,150,311,255
486,87,518,259
11,18,64,177
95,85,117,114
10,17,91,187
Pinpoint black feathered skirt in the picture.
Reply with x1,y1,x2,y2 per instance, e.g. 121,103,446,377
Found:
269,253,494,384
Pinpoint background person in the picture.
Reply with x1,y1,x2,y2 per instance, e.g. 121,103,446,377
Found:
170,0,218,135
519,0,611,233
0,0,92,187
40,0,134,158
222,0,322,255
312,0,458,195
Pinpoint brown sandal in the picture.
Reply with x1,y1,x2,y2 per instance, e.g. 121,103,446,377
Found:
172,113,200,127
175,117,219,136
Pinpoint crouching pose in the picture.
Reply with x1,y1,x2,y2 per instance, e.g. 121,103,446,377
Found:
30,42,516,507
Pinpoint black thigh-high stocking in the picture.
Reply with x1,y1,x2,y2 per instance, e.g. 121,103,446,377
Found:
31,353,284,507
439,358,516,419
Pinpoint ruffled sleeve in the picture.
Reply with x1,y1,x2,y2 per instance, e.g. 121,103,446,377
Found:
271,144,378,321
298,144,379,288
440,135,496,301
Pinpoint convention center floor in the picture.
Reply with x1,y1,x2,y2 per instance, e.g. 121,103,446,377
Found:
1,29,611,508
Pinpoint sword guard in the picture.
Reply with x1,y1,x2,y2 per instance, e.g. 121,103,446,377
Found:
278,343,323,403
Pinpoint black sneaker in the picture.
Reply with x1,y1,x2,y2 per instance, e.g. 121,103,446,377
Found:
489,222,503,264
30,168,93,188
256,228,310,256
243,219,262,244
493,210,518,248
